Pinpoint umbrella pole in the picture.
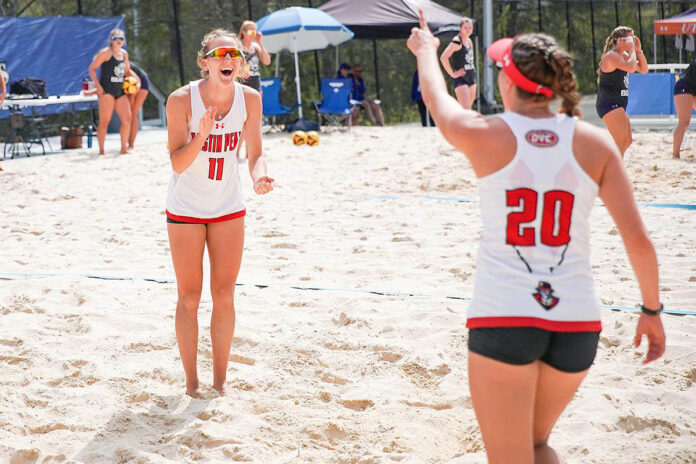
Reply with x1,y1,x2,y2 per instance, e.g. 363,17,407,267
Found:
294,42,303,119
275,53,280,78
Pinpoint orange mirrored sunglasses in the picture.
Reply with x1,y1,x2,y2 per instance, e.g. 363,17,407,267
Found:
205,46,242,60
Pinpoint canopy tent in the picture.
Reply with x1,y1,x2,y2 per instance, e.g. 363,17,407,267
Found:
318,0,463,101
653,6,696,63
0,16,125,118
257,6,353,124
318,0,464,39
654,6,696,35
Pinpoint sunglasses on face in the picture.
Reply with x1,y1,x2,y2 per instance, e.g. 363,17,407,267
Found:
205,46,242,60
246,30,256,36
111,36,124,41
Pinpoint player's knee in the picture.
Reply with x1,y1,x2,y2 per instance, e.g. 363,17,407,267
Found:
210,285,235,306
177,290,202,312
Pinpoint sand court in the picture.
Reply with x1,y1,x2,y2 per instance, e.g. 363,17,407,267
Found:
0,126,694,463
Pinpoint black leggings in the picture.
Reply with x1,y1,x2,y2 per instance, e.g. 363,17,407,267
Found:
468,327,600,373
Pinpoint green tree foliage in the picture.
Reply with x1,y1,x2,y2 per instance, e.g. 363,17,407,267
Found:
2,0,693,123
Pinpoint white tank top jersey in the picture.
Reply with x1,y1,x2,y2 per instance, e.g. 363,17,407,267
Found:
467,112,602,332
166,80,247,223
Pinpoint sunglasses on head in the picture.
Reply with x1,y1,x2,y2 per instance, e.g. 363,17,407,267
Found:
111,36,124,41
205,46,242,60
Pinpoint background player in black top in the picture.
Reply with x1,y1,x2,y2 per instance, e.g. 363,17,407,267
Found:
672,59,696,159
127,63,150,150
440,17,477,109
596,26,648,158
239,20,270,92
88,28,132,155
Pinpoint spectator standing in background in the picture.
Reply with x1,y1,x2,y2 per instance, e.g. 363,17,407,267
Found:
411,70,435,127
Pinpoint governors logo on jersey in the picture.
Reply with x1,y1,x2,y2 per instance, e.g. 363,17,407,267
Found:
532,281,559,310
525,130,558,147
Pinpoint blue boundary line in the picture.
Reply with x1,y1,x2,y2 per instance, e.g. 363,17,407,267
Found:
1,272,693,316
348,194,695,210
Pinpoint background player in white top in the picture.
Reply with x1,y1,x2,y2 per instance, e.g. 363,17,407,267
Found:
408,12,665,464
166,29,273,398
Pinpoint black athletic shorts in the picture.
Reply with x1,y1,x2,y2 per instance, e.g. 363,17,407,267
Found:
596,100,626,119
674,77,696,96
468,327,600,373
452,71,477,88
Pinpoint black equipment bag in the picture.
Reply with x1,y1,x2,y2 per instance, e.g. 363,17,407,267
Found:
10,78,48,98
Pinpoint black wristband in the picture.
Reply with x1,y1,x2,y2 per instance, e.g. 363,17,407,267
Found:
641,303,663,316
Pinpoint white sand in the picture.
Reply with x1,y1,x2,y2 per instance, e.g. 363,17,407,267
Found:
0,126,694,463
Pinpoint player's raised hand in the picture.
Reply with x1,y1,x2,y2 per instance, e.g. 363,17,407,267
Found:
407,9,440,55
634,35,643,52
199,105,216,139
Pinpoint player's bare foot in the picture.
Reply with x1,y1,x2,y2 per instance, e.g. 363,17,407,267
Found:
673,153,680,159
213,382,228,396
99,151,105,155
186,380,201,399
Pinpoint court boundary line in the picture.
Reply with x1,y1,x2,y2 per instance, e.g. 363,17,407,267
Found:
1,271,693,316
347,194,696,210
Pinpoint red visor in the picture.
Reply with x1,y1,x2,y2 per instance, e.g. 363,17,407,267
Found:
487,37,554,99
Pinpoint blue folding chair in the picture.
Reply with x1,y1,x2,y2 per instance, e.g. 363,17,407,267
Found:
312,78,358,131
260,77,297,129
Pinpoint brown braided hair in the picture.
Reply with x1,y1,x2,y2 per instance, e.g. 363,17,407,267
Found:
597,26,634,82
510,33,582,117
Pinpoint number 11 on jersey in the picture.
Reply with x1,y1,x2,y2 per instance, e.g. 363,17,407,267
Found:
208,157,224,181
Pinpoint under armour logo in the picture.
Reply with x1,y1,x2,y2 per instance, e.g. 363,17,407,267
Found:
215,123,224,129
503,53,511,67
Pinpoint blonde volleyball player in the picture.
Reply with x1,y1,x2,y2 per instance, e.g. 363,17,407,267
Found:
408,12,665,464
440,17,477,109
166,29,273,398
596,27,648,157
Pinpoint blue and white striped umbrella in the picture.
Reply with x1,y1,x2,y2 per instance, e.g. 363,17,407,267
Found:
257,6,354,54
257,7,354,118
